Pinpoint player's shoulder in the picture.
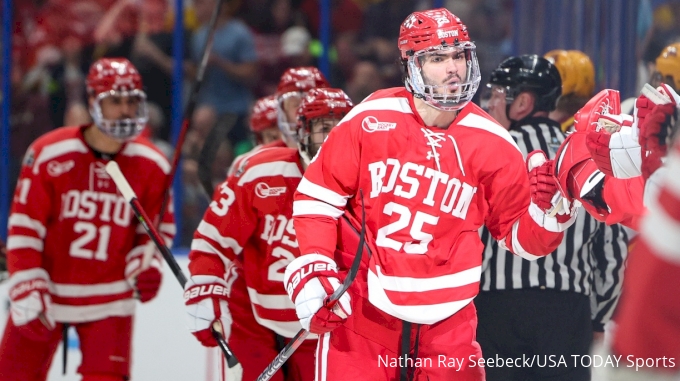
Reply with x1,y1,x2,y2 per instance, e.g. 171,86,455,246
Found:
25,126,90,171
454,103,522,153
338,87,415,131
118,136,171,175
233,147,303,185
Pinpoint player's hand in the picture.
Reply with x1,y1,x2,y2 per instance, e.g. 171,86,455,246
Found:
284,254,351,334
586,114,641,179
135,266,162,303
527,151,578,230
639,103,676,179
184,275,232,347
8,269,55,341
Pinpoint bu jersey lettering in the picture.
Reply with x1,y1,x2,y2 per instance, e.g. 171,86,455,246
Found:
6,126,174,323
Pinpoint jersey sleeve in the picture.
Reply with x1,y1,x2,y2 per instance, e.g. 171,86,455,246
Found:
293,120,360,258
481,147,564,259
6,145,51,273
188,173,257,279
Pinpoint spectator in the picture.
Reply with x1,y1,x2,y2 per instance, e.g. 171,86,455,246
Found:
344,60,385,103
191,0,259,151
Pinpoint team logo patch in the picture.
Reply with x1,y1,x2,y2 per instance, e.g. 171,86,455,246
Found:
255,182,286,198
47,160,75,177
362,116,397,133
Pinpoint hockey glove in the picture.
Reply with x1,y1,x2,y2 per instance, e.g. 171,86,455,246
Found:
639,103,676,179
184,275,232,347
586,114,641,179
527,150,578,231
284,254,351,335
8,268,55,341
125,242,163,303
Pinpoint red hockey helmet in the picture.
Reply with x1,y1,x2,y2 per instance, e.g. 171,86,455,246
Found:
296,88,353,163
86,58,148,140
249,95,279,134
398,8,480,111
276,67,330,143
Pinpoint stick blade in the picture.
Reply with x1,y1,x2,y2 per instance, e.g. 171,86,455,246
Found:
105,161,137,201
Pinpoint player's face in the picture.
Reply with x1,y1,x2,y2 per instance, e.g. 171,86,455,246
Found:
487,85,511,129
99,95,142,121
420,48,468,96
282,93,303,124
308,117,340,157
261,127,282,145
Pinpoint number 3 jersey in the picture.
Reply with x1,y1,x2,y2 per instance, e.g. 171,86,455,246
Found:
293,87,565,325
188,147,307,338
6,126,175,323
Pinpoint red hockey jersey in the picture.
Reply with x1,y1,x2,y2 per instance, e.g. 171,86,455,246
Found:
6,126,175,323
189,147,311,338
293,88,564,324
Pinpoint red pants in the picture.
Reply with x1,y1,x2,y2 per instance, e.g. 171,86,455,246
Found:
0,316,132,381
315,296,485,381
228,272,316,381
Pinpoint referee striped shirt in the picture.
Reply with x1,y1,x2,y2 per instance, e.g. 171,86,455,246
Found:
480,117,628,330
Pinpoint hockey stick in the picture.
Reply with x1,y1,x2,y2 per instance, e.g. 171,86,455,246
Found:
159,0,227,218
256,190,367,381
105,161,243,380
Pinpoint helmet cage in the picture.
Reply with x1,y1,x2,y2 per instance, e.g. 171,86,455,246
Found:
91,89,149,141
404,44,481,111
277,90,306,141
298,115,342,160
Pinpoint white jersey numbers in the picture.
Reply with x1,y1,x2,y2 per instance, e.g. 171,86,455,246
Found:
210,182,236,217
70,222,112,261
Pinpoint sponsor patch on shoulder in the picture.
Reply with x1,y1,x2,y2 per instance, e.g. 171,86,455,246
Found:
362,116,397,133
47,160,75,177
255,182,286,198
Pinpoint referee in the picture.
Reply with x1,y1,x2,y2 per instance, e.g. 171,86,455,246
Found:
476,55,628,381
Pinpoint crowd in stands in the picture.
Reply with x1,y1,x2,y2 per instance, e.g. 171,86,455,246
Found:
9,0,680,246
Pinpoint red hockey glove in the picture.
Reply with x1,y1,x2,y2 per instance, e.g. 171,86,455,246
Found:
639,103,676,179
8,269,55,341
184,275,232,347
284,254,351,334
527,150,578,230
135,267,162,303
586,114,640,179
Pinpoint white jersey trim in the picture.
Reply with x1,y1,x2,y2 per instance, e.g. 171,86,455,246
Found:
457,113,521,152
296,177,348,207
120,142,171,174
196,220,243,255
292,200,344,218
642,195,680,263
342,97,413,122
237,161,302,186
33,139,89,175
6,235,44,251
52,299,137,322
52,280,132,298
372,265,481,293
8,214,47,238
6,268,50,288
367,269,474,324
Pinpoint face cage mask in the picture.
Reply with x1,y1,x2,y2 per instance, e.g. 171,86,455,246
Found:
405,43,481,112
90,90,149,141
277,91,305,142
297,117,336,166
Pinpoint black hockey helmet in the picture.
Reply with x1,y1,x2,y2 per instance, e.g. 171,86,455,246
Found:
488,54,562,112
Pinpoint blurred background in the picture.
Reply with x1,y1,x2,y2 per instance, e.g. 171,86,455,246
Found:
1,0,678,249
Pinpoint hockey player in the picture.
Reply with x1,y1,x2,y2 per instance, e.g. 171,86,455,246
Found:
229,67,330,175
183,88,353,381
228,95,284,175
283,9,575,381
276,66,330,147
543,49,596,132
0,58,175,381
479,55,628,381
